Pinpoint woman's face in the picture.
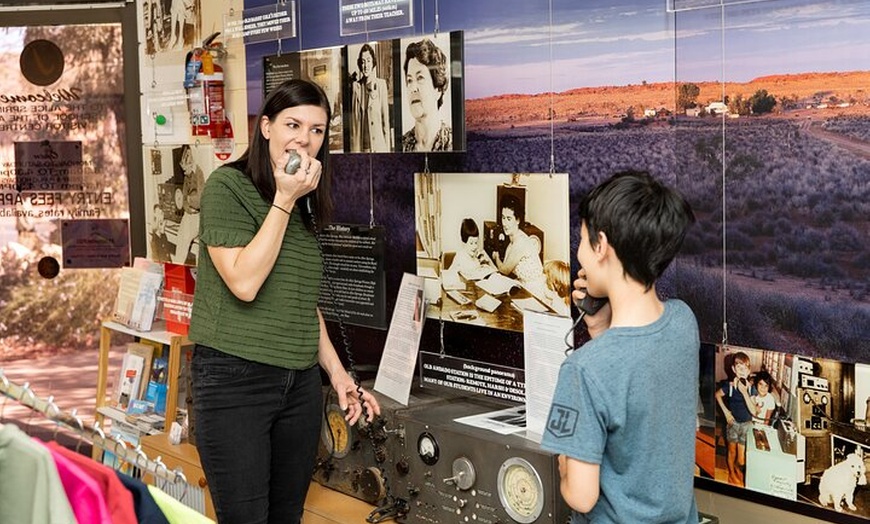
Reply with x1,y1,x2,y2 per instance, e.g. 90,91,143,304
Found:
261,104,327,170
174,187,183,210
359,49,375,78
501,207,519,236
180,147,194,173
464,235,479,255
405,58,438,122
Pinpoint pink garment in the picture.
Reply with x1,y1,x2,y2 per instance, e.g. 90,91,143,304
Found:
46,441,137,524
39,440,113,524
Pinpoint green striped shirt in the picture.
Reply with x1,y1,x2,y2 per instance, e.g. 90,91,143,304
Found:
189,166,322,369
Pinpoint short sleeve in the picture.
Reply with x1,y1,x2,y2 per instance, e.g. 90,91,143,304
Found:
198,170,258,248
541,359,608,464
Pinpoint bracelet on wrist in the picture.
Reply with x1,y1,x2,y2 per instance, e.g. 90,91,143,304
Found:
272,203,291,215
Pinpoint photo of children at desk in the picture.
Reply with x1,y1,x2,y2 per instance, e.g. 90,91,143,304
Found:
416,172,571,333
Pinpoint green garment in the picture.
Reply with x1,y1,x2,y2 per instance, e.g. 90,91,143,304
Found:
147,485,215,524
189,166,322,369
0,423,76,524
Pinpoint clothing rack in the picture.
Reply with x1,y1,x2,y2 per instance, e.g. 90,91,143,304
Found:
0,367,189,488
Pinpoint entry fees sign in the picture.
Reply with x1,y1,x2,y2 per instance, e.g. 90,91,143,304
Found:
340,0,413,36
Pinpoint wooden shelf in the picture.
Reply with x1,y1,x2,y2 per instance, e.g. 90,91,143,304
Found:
94,319,191,460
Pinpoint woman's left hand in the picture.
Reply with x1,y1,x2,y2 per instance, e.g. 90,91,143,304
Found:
331,372,382,425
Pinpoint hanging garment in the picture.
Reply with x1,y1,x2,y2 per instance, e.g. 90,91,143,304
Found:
0,423,76,524
115,471,172,524
41,439,113,524
46,441,137,524
147,484,215,524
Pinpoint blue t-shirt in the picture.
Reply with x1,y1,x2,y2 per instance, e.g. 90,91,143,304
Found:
720,382,757,423
542,300,700,524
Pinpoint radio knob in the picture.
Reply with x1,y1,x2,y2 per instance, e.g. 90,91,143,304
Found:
443,457,476,491
396,458,410,476
358,467,386,503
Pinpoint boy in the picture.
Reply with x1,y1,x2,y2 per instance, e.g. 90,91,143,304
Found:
542,171,699,523
715,351,758,486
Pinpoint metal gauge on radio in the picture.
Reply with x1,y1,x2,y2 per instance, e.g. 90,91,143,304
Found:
417,431,440,465
497,457,544,523
321,403,351,458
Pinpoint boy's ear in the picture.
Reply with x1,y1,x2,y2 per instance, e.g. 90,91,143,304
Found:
595,231,609,261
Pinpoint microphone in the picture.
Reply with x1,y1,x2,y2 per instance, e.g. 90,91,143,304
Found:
285,150,302,175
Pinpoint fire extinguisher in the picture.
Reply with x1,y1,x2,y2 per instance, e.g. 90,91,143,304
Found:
185,33,225,137
184,33,234,159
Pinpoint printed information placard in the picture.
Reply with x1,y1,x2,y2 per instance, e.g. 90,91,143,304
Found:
339,0,413,36
318,223,386,329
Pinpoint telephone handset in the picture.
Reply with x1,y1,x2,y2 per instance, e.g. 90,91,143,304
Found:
575,292,608,316
284,149,302,175
284,149,315,216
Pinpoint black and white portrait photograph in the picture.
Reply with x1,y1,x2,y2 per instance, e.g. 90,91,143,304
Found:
345,40,395,153
399,32,461,152
415,172,570,333
142,0,202,55
301,48,345,153
143,144,212,266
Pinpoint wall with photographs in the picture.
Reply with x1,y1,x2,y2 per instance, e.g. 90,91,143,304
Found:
135,0,870,522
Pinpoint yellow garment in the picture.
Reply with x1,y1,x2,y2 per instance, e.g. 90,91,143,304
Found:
146,484,214,524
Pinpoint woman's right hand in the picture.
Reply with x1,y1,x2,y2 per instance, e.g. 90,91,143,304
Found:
273,149,321,210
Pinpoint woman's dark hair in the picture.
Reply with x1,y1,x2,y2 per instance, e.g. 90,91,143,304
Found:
357,43,377,72
579,170,695,290
460,218,479,243
499,194,525,225
403,38,449,108
227,79,333,231
754,370,773,387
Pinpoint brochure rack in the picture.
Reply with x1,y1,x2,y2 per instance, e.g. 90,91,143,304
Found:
94,319,191,460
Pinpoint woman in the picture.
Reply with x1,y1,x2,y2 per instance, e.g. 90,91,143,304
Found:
351,43,390,152
189,79,381,524
401,38,452,152
493,194,548,299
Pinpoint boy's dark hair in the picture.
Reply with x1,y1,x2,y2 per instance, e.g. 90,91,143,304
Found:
460,218,479,243
579,170,694,290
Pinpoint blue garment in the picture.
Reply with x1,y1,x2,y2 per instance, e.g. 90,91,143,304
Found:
114,471,170,524
191,345,323,524
542,300,700,524
720,382,757,423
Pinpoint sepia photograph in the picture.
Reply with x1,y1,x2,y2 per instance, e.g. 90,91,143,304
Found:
143,144,212,266
416,172,570,333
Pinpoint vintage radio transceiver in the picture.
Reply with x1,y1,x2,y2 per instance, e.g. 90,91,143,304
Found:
312,381,463,508
390,397,570,524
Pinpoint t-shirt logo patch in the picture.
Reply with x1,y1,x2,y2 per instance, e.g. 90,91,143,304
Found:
546,403,578,438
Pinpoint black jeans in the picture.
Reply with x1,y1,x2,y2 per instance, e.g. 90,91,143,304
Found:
191,345,322,524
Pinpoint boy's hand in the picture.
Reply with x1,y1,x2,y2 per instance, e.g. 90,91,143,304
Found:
573,269,610,338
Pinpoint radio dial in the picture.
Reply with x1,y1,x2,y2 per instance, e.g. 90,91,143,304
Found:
445,457,476,490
